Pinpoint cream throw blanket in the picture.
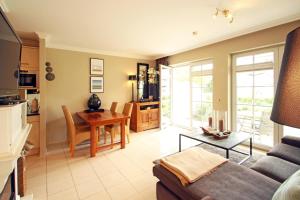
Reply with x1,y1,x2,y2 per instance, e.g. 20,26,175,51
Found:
160,147,228,186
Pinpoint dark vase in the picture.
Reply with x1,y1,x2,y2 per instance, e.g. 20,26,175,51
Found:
88,94,101,110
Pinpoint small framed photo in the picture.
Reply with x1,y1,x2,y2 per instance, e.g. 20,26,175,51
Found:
90,58,104,75
90,76,104,93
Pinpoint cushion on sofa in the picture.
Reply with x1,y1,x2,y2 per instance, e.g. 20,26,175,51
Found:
153,161,280,200
281,136,300,148
251,156,300,183
272,169,300,200
267,143,300,165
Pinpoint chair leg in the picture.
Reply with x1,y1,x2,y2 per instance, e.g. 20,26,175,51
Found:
70,143,75,157
110,130,114,146
104,130,107,144
126,132,130,143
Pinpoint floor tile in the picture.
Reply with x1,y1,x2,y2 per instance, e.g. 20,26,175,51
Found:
75,178,106,199
48,187,79,200
106,181,137,200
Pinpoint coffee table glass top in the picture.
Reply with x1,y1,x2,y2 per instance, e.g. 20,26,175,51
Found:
181,131,251,150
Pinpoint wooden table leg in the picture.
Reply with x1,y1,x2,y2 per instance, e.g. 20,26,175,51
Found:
120,119,125,149
90,125,97,157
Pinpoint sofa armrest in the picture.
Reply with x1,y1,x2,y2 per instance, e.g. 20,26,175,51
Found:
281,136,300,148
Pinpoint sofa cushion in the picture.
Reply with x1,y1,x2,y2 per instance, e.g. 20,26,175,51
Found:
267,143,300,165
153,161,280,200
272,169,300,200
251,156,300,183
282,136,300,148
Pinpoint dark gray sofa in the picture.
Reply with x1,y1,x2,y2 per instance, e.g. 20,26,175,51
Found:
153,136,300,200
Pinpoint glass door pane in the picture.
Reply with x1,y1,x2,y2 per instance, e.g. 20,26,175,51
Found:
160,65,172,128
172,66,190,127
192,75,213,127
234,53,275,147
284,126,300,137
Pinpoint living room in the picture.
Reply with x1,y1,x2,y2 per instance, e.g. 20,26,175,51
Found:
0,1,300,200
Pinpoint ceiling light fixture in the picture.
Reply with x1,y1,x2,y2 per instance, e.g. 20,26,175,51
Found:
213,8,234,23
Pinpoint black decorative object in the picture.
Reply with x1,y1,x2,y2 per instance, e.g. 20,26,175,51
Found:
88,94,101,111
45,62,55,81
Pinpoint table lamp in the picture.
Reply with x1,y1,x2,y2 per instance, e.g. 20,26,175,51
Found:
128,75,137,102
271,27,300,129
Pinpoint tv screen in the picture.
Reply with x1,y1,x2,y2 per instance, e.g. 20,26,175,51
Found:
0,7,22,97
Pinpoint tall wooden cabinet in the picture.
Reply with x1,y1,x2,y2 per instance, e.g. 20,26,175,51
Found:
20,46,39,71
130,102,160,132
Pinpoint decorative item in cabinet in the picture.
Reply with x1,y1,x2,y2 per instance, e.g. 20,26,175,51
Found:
26,115,40,156
20,46,39,71
130,101,160,132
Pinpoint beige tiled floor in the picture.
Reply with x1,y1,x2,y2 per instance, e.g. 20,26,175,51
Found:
25,127,264,200
25,127,191,200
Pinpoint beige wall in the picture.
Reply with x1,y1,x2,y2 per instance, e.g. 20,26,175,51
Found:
168,20,300,113
46,48,153,145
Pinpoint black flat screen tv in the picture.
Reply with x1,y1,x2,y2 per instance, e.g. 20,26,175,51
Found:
0,7,22,97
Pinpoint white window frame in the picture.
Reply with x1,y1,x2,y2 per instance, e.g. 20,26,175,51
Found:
190,60,213,128
170,59,213,129
232,47,283,149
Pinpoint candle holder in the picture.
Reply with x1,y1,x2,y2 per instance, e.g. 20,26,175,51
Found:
213,110,227,132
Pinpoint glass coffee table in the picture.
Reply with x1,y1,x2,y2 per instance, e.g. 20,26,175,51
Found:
179,131,252,164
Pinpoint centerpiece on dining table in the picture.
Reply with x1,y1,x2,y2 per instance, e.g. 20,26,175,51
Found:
85,94,104,113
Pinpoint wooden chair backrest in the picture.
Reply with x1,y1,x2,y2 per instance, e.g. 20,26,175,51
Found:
110,102,118,112
61,105,76,142
122,103,133,126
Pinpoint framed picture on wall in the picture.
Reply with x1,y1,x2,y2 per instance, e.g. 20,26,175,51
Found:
90,76,104,93
90,58,104,75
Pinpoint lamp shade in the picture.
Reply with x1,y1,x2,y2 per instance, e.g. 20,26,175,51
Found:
271,27,300,128
128,75,137,81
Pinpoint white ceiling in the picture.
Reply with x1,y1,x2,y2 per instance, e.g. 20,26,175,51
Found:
2,0,300,59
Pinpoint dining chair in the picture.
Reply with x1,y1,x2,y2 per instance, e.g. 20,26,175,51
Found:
110,102,118,113
105,103,133,145
62,105,97,157
102,102,119,144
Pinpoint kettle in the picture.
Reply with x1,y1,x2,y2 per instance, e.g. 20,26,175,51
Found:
31,98,39,113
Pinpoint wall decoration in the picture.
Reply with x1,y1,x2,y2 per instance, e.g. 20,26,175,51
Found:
45,62,55,81
137,63,149,100
90,58,104,75
90,76,104,93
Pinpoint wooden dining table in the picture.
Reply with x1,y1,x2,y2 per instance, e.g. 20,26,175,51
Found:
76,110,129,157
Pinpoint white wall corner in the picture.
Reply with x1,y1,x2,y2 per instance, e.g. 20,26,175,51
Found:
35,32,50,45
0,0,9,13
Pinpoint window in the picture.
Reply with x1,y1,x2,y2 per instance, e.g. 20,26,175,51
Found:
171,60,213,128
191,62,213,127
232,48,279,148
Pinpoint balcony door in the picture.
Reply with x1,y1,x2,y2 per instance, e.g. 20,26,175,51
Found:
232,47,282,148
170,60,213,129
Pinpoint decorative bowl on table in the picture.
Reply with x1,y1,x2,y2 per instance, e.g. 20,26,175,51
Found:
213,131,232,140
201,127,218,136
